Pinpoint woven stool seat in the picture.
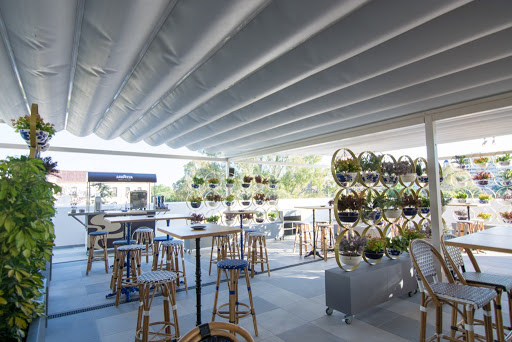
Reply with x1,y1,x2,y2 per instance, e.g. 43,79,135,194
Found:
117,244,146,251
89,231,108,236
248,232,265,237
154,236,173,241
431,283,496,309
156,238,188,293
112,239,137,245
243,228,259,233
161,239,183,246
463,272,512,291
135,227,153,233
137,270,177,285
217,259,248,270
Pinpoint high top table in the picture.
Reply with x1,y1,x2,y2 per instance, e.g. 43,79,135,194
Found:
224,209,258,259
294,205,333,259
104,213,192,301
158,223,241,326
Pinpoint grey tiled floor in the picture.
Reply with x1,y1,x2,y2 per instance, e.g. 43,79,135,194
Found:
47,237,512,342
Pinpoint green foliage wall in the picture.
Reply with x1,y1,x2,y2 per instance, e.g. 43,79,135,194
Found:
0,156,60,341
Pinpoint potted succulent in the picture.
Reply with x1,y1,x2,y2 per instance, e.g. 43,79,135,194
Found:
336,194,365,223
338,233,367,266
381,161,410,186
207,177,220,189
206,215,220,224
225,177,235,188
386,236,408,256
453,155,470,169
205,193,222,207
12,114,56,149
254,175,268,189
499,169,512,186
255,211,265,223
224,213,236,225
478,193,492,204
364,236,386,260
473,171,492,186
499,210,512,224
334,158,361,184
267,211,278,222
495,154,511,167
359,154,381,184
242,213,254,225
224,194,235,207
454,209,469,221
242,175,253,188
473,156,490,168
240,193,252,206
189,194,202,209
268,176,279,189
192,176,205,189
382,196,402,219
190,213,205,224
266,193,278,206
419,196,430,214
477,212,492,222
454,191,468,203
400,193,422,217
454,174,468,187
253,192,266,205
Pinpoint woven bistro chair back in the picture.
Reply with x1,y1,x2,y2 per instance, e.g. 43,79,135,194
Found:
441,234,466,280
179,322,254,342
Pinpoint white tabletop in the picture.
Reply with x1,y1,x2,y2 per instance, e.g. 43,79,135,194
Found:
158,223,241,240
444,226,512,254
224,209,258,214
294,205,334,210
105,213,192,223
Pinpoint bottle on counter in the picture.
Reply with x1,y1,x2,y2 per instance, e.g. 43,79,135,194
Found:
94,195,102,212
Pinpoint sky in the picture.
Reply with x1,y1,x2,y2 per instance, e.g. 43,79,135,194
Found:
1,123,511,186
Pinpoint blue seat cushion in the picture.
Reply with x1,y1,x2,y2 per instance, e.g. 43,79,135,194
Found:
89,231,108,236
217,259,249,270
154,236,173,241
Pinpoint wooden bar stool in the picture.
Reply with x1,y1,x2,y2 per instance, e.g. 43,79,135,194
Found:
133,227,154,264
456,220,475,236
159,240,188,293
152,236,173,271
135,270,180,342
86,231,109,276
242,228,259,258
114,244,144,306
209,235,232,275
110,239,136,290
212,259,258,336
316,222,334,261
472,219,485,232
293,223,311,256
247,232,270,277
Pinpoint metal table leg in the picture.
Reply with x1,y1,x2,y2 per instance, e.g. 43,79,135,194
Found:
195,237,202,326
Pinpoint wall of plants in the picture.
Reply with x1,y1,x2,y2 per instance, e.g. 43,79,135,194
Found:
331,149,444,272
186,174,281,226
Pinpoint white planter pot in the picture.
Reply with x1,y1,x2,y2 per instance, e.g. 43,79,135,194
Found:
384,209,402,219
340,254,362,267
400,173,417,183
255,183,265,190
499,161,511,167
474,163,488,169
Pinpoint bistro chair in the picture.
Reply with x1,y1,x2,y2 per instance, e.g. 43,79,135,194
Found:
86,230,109,276
409,239,496,342
179,322,254,342
133,227,154,264
442,234,512,341
135,270,180,342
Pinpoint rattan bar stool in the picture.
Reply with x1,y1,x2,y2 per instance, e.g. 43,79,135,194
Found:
86,231,109,276
472,219,485,232
158,240,188,293
212,259,258,336
209,235,232,275
135,270,180,342
442,234,512,341
242,228,259,258
152,236,174,271
247,232,270,278
410,239,496,342
180,322,254,342
114,244,144,306
293,223,311,256
456,220,475,236
133,227,154,264
110,239,136,290
316,222,334,261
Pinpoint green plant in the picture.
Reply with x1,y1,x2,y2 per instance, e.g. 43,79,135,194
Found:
268,176,279,184
206,215,220,223
189,195,202,203
386,236,408,252
225,177,235,184
205,193,222,202
365,236,386,252
253,193,266,201
400,193,422,208
339,234,367,256
11,114,56,138
224,194,235,202
0,156,60,340
477,212,492,220
495,154,511,162
359,154,380,172
241,193,252,201
267,212,278,219
419,196,430,207
402,229,425,245
208,177,220,184
383,196,401,209
266,193,278,201
500,169,512,180
362,191,386,210
453,155,469,165
442,192,453,206
243,175,253,183
334,158,361,173
415,163,426,176
473,156,489,164
192,176,205,185
454,191,468,199
337,194,365,211
473,171,491,180
478,194,492,201
500,211,512,220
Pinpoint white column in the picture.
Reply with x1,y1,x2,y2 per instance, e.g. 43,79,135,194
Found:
425,115,442,251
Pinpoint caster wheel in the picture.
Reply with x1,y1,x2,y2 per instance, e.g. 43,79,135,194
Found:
344,315,353,324
326,307,333,316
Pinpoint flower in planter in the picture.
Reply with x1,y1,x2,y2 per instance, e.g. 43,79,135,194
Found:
495,153,511,164
267,211,278,221
385,236,408,255
224,213,237,224
499,169,512,186
477,212,492,221
473,156,489,164
339,233,367,257
205,193,222,203
399,193,422,208
364,236,386,259
266,193,278,204
454,191,468,203
225,177,235,187
224,194,235,206
334,158,361,173
11,114,56,138
268,176,279,188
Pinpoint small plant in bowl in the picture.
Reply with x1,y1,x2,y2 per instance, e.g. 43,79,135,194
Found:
337,194,365,223
381,161,410,185
254,175,268,189
473,156,490,168
382,196,402,219
339,233,367,266
225,177,235,188
402,229,425,248
454,209,469,221
224,213,237,225
499,169,512,186
12,113,56,148
495,153,511,167
400,193,422,216
499,210,512,224
386,236,408,256
334,158,361,184
266,193,278,205
192,176,205,189
397,160,416,183
454,191,468,203
473,171,492,186
364,236,386,260
224,194,235,207
207,177,220,188
242,175,253,188
190,213,205,224
478,193,492,204
253,192,266,205
419,196,430,214
268,176,279,189
240,193,252,206
242,213,254,224
359,154,381,183
189,195,202,209
477,212,492,221
205,193,222,206
206,215,220,223
267,211,278,221
453,155,470,169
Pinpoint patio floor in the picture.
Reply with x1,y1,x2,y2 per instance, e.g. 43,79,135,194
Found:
46,234,512,342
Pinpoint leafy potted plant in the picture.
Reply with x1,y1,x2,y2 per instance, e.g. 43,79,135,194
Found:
382,196,402,219
473,171,492,186
364,236,386,260
207,177,220,189
334,158,361,183
205,192,222,207
224,213,236,225
268,176,279,189
12,114,56,149
398,160,416,183
400,193,422,216
454,209,469,221
495,153,511,167
338,233,367,266
419,196,430,214
242,213,253,225
381,161,410,186
206,215,220,224
478,193,492,204
266,193,278,206
386,236,408,256
477,212,492,222
453,155,470,169
442,192,453,213
253,192,266,205
499,210,512,224
189,194,202,209
255,211,265,223
402,228,425,249
499,169,512,186
240,193,252,206
190,213,205,224
499,189,512,206
254,175,268,189
192,176,205,189
359,154,381,184
473,156,489,168
336,194,365,223
225,177,235,188
361,191,385,223
242,175,253,188
267,211,278,222
454,174,468,187
454,191,468,203
224,194,235,207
